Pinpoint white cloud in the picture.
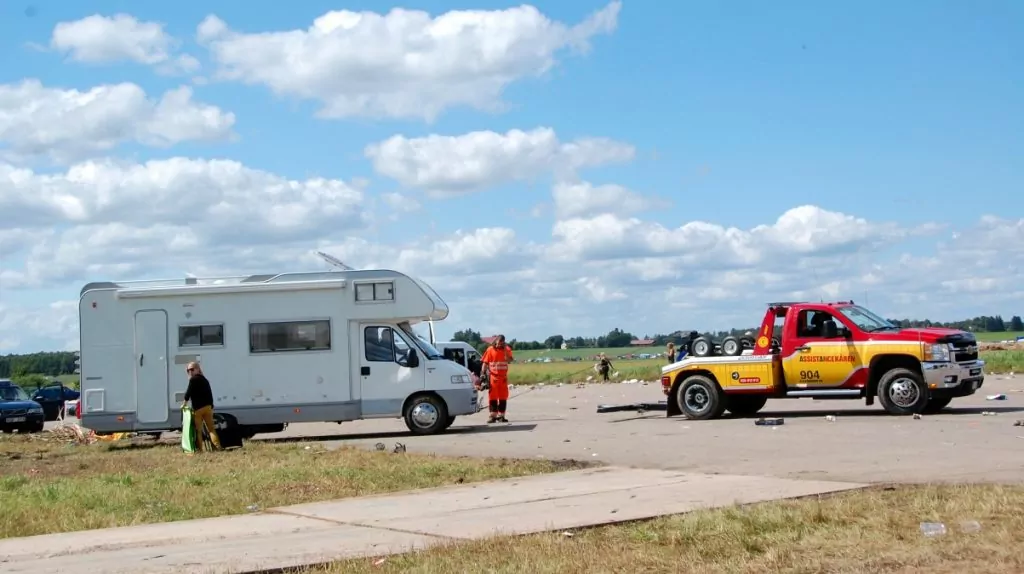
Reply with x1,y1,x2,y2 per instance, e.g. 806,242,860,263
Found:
365,127,634,198
50,13,201,75
196,2,621,120
0,157,367,288
0,301,79,353
0,80,235,164
552,181,665,219
380,192,421,214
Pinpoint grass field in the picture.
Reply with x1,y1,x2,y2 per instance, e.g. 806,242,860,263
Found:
508,349,1024,385
300,484,1024,574
975,331,1024,342
0,433,586,539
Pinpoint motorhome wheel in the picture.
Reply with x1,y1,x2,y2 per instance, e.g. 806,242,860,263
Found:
404,394,449,435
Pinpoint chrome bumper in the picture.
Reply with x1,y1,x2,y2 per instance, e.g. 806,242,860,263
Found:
922,359,985,391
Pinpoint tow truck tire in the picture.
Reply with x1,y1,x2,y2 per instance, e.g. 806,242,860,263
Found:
725,395,768,417
876,368,929,415
677,375,726,420
922,397,952,414
721,336,742,356
691,337,714,357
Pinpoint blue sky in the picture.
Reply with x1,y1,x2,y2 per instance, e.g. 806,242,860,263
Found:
0,1,1021,352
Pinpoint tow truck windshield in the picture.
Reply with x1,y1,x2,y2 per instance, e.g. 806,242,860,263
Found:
837,305,898,333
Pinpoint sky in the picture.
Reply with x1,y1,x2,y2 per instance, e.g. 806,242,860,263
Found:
0,0,1021,353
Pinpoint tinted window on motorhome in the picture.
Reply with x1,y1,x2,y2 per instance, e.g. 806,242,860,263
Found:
250,320,331,353
179,324,224,347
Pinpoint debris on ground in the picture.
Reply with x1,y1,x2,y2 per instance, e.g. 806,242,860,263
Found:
374,442,386,451
982,411,998,416
959,520,982,533
913,414,923,420
754,418,784,426
1013,420,1024,427
986,394,1008,401
825,415,836,422
920,522,947,537
392,442,407,454
246,504,260,512
30,422,101,445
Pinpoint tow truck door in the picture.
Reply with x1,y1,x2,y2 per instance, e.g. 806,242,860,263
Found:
782,308,864,389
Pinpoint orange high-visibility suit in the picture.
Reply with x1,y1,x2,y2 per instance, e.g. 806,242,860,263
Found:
482,343,513,422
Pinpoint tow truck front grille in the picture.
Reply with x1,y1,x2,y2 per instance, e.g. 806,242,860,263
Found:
951,342,978,362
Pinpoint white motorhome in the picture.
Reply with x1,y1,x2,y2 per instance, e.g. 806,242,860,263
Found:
77,269,477,438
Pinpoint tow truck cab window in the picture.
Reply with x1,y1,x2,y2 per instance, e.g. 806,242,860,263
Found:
796,310,843,338
443,348,466,366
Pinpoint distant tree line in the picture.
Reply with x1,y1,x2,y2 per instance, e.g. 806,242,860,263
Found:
454,314,1024,351
0,352,78,379
1,314,1021,370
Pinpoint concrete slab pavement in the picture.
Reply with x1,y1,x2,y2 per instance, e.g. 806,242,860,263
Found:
0,466,865,574
262,373,1024,484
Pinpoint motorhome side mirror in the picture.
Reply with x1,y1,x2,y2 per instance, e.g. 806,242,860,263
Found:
406,349,419,368
823,321,838,339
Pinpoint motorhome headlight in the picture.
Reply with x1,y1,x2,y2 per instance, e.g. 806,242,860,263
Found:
924,343,952,362
451,374,471,384
28,406,43,414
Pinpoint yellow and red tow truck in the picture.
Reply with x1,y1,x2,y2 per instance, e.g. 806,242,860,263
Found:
604,301,986,420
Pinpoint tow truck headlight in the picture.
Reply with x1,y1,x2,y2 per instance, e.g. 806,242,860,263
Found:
924,343,951,362
451,374,471,384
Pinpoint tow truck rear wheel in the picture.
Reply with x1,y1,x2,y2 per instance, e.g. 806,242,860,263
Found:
677,375,726,420
876,368,929,415
725,395,768,417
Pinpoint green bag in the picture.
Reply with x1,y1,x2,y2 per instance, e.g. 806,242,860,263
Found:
181,406,197,453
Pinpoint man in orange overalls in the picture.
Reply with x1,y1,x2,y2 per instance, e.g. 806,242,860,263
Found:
481,334,514,423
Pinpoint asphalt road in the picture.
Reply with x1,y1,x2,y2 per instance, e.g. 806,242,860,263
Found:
253,374,1024,485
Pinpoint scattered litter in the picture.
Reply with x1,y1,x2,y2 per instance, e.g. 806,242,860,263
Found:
920,522,947,537
393,442,407,454
373,557,388,567
561,531,574,537
563,439,571,442
246,504,260,512
31,422,99,445
959,520,982,533
981,411,998,416
592,453,599,456
986,394,1007,401
1013,420,1024,427
824,415,836,422
304,446,311,450
374,442,386,451
913,414,923,420
754,418,784,426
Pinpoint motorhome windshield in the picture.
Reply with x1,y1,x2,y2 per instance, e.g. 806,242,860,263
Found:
398,322,444,360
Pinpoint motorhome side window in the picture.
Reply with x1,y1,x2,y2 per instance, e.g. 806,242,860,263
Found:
179,324,224,347
250,320,331,353
355,281,394,303
364,326,410,363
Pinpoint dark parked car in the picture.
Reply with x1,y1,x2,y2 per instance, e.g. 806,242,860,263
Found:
0,380,45,433
30,383,80,421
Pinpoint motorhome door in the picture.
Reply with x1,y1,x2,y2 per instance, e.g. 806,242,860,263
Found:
358,325,426,416
134,310,170,424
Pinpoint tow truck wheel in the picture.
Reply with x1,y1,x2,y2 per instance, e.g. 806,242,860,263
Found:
876,368,929,415
691,337,713,357
721,336,742,356
677,375,726,420
725,395,768,417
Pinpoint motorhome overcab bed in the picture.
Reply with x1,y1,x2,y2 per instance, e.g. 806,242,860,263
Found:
77,269,477,438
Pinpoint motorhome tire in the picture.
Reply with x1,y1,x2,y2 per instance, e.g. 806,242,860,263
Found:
404,394,449,435
691,337,713,357
725,395,767,417
876,368,929,415
721,336,742,356
676,375,726,420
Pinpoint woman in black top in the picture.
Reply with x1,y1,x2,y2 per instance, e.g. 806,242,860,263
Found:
182,362,221,451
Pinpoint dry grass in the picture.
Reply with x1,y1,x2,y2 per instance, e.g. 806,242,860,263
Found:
0,431,587,539
301,484,1024,574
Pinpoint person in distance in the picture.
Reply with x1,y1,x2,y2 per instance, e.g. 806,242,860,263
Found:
481,335,514,423
182,362,222,452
